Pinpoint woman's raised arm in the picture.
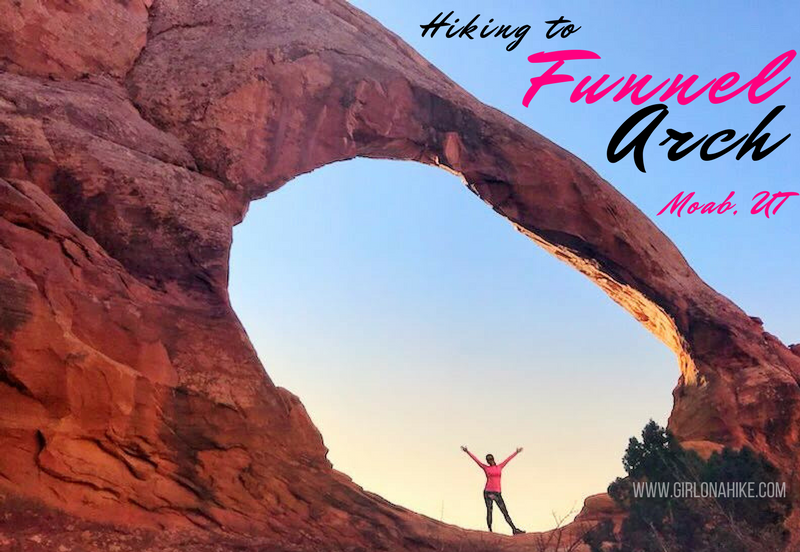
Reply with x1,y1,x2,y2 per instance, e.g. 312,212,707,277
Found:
499,447,523,468
461,446,487,468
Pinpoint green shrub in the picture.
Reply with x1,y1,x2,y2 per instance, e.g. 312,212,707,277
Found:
584,421,792,552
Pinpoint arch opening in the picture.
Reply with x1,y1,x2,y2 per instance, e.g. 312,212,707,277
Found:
229,157,676,533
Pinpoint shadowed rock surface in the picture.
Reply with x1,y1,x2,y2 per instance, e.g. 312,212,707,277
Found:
1,0,798,550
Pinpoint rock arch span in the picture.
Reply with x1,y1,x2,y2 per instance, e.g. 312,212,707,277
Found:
1,0,799,549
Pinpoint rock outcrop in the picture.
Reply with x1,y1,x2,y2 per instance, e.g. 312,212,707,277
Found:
1,0,799,550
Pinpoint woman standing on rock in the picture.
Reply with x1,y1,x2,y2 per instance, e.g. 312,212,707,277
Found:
461,445,526,534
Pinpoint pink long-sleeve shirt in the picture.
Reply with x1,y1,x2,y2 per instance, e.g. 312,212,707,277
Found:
466,450,519,492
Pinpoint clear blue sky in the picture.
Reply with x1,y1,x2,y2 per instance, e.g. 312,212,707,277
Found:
229,0,798,533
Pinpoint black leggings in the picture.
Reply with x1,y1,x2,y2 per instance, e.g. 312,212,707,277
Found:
483,491,516,531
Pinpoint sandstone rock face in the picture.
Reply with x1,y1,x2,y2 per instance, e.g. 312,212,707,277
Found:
574,494,625,525
0,0,150,79
1,0,799,550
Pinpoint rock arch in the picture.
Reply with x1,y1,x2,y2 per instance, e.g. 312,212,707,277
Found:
1,0,799,549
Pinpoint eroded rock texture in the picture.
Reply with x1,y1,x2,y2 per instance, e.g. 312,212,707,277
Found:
1,0,799,550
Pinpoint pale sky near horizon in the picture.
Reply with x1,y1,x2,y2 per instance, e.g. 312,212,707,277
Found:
229,1,799,534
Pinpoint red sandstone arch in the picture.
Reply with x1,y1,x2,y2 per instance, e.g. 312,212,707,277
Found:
1,0,799,550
